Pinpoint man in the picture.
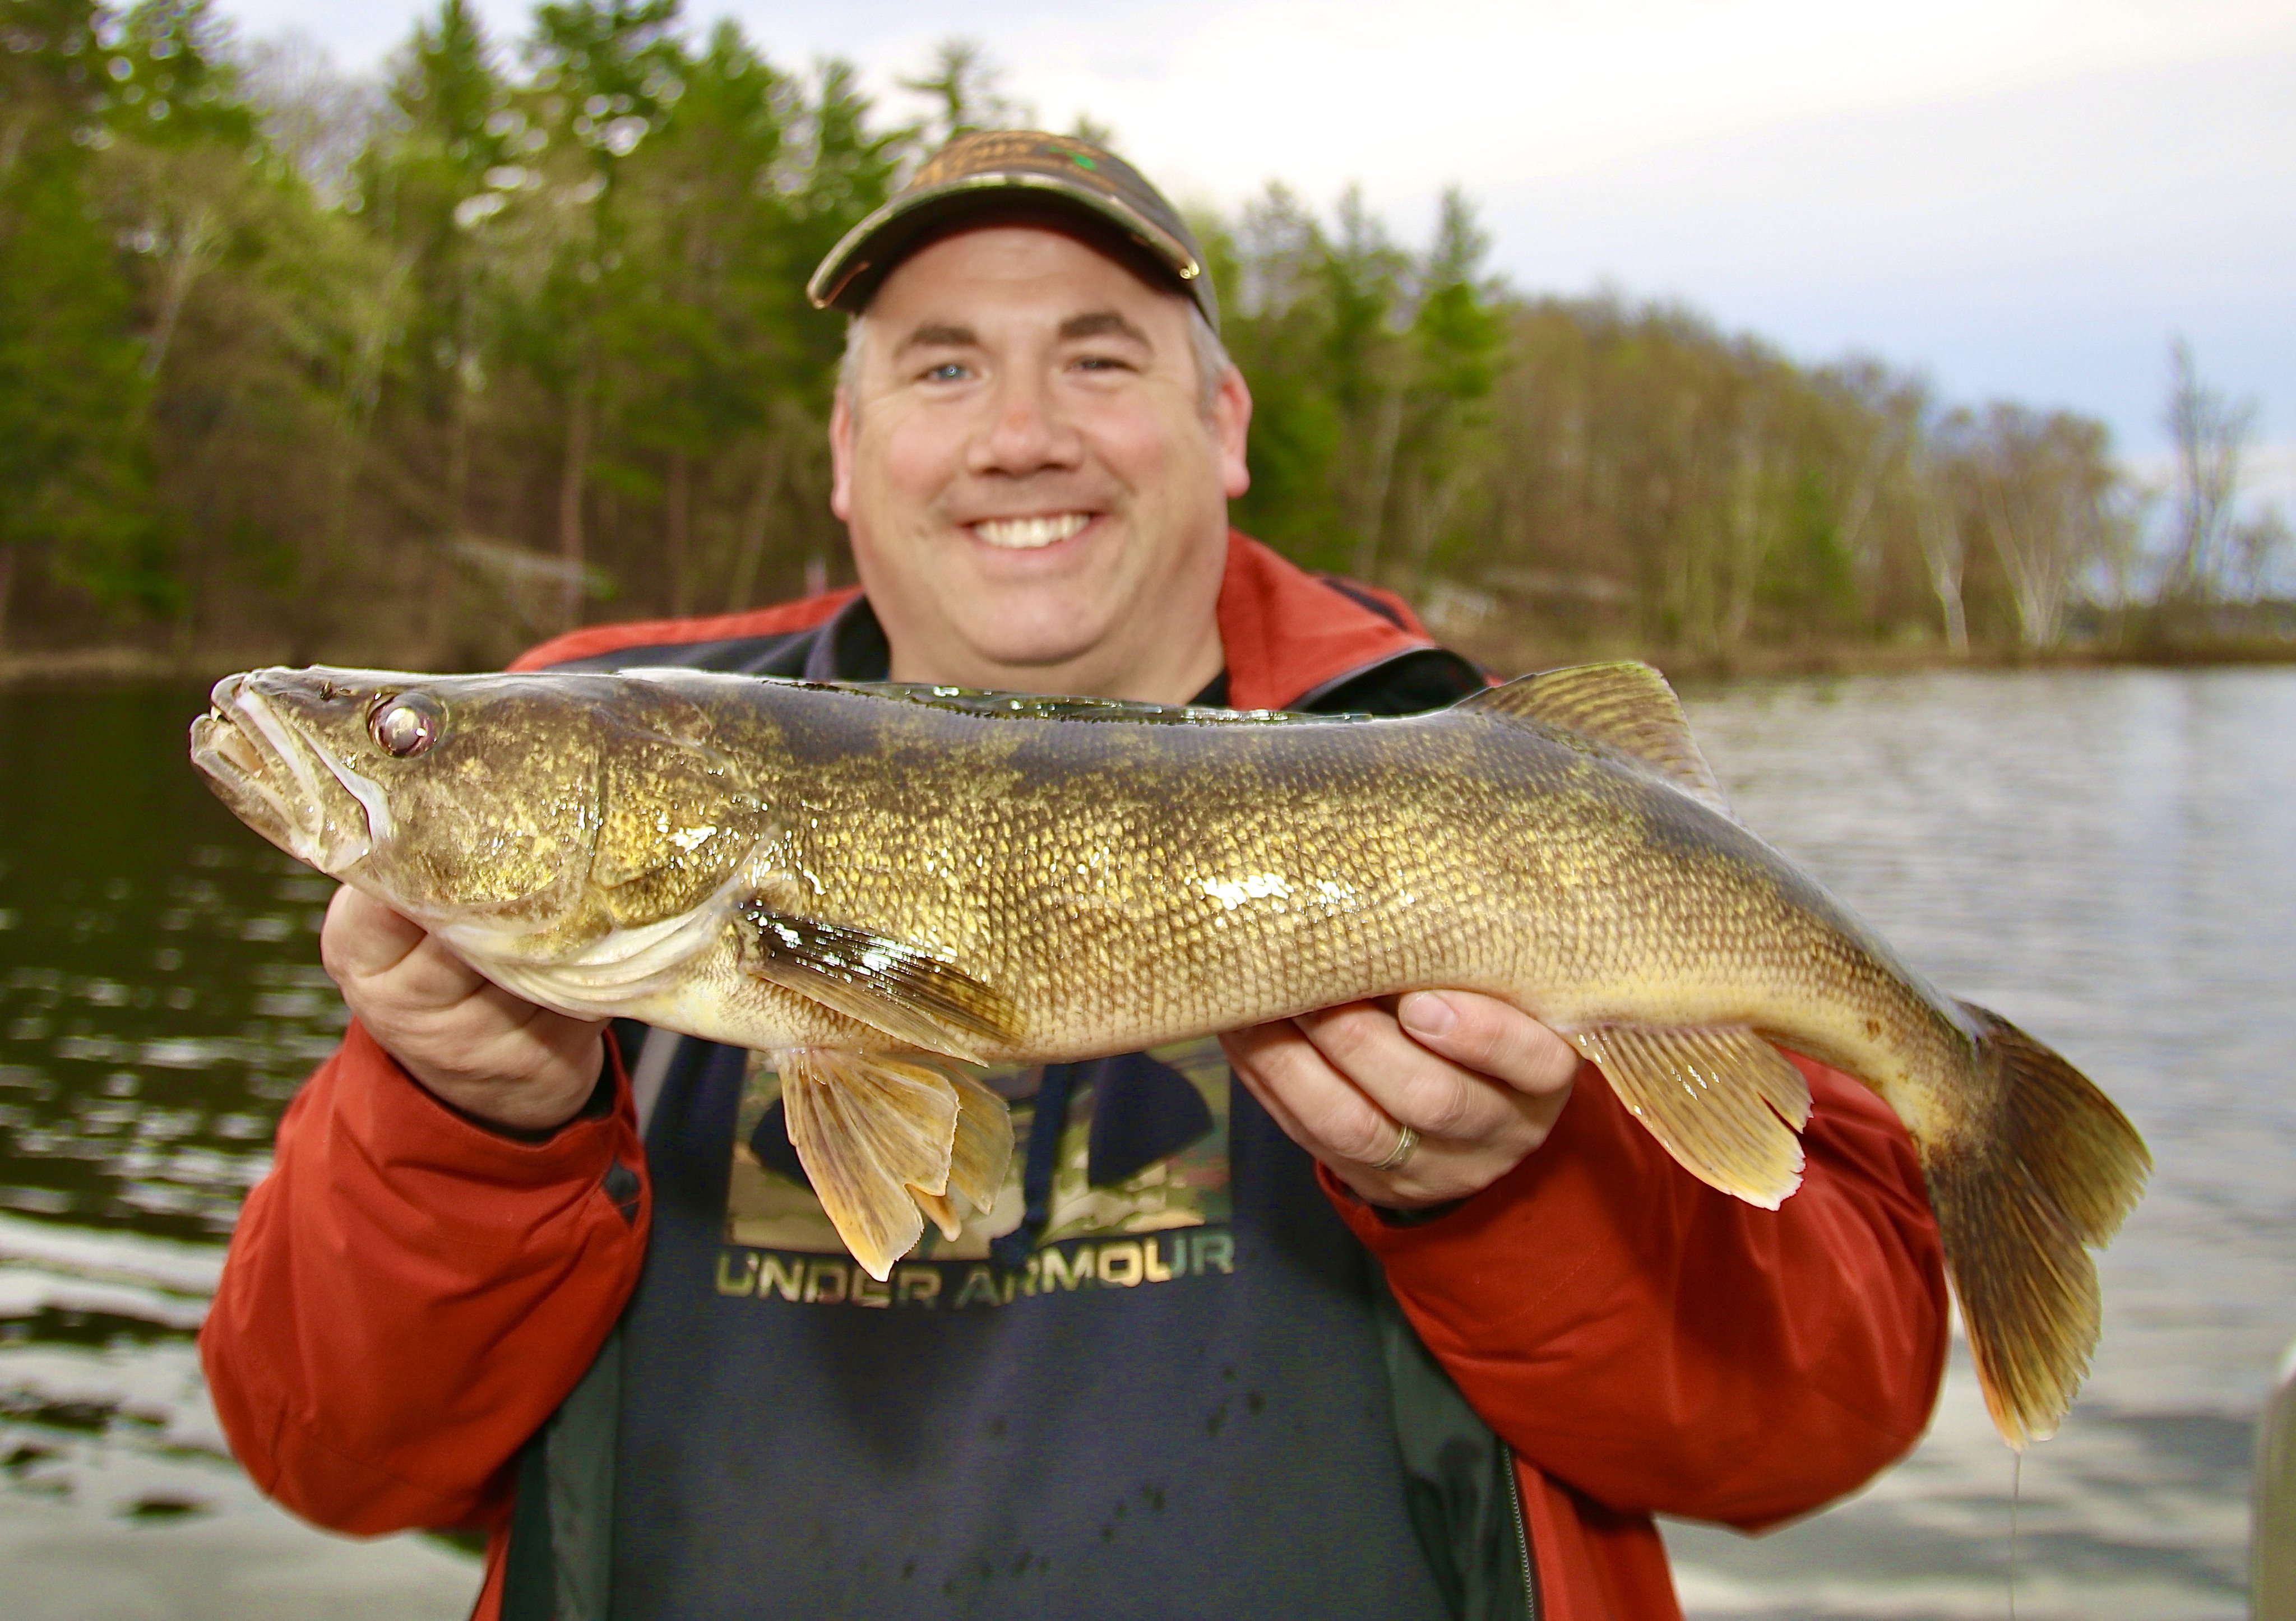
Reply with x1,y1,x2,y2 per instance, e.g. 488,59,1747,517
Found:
202,132,1948,1620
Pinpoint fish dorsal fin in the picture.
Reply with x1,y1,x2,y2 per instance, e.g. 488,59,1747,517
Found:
1461,662,1732,817
828,680,1377,727
1570,1025,1811,1207
734,904,1022,1062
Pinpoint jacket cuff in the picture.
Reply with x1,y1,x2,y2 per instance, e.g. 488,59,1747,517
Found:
335,1019,634,1192
1317,1141,1566,1270
437,1045,618,1145
1312,1064,1669,1383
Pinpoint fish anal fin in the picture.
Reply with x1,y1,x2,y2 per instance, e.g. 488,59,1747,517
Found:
776,1049,960,1280
1463,663,1732,817
737,904,1022,1061
1928,1003,2152,1449
1572,1025,1811,1207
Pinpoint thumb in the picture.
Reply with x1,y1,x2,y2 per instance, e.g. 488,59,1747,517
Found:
1398,990,1581,1097
319,884,427,984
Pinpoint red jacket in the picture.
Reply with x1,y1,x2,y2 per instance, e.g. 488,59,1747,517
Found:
201,532,1948,1620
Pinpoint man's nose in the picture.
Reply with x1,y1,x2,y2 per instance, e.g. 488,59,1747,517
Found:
968,366,1084,476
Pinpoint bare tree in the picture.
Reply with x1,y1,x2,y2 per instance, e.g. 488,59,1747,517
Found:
1965,405,2117,650
1911,440,1969,654
2162,338,2258,603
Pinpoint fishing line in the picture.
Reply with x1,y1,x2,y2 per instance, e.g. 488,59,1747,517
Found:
2008,1451,2022,1621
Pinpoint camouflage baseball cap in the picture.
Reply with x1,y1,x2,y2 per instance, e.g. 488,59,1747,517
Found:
806,129,1218,330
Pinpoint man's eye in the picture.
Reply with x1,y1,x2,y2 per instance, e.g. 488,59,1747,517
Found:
1073,354,1133,373
921,362,969,382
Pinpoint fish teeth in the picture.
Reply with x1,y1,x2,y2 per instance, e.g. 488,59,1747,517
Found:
972,512,1091,549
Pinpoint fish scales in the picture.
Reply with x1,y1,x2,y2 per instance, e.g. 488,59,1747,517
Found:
188,660,2149,1451
750,691,1872,1071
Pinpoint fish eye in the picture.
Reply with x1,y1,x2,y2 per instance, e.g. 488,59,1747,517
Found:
369,691,445,757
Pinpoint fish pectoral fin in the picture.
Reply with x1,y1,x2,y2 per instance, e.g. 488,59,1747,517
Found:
776,1049,962,1280
1571,1025,1811,1207
1461,663,1734,818
735,904,1022,1062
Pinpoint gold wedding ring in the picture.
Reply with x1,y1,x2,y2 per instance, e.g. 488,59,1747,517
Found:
1370,1121,1418,1173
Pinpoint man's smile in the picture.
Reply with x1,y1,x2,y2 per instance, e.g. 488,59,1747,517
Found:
968,512,1096,550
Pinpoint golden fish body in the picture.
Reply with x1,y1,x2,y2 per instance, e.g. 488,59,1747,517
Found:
189,661,2147,1448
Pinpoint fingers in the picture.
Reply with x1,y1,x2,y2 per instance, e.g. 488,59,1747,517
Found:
323,885,489,1031
1397,990,1582,1099
1294,1002,1543,1146
316,882,609,1132
1221,1017,1392,1164
1221,999,1573,1210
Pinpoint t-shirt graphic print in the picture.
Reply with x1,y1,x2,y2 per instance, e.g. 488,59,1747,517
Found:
714,1038,1235,1311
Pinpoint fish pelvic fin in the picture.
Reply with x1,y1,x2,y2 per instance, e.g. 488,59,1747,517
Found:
1928,1003,2152,1449
775,1049,984,1280
1571,1025,1812,1207
735,904,1022,1061
1460,662,1733,818
946,1068,1015,1213
908,1187,966,1244
896,1064,1013,1242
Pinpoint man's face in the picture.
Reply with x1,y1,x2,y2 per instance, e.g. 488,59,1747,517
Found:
829,224,1251,701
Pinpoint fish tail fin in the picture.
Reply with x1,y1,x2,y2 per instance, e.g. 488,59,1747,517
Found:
1928,1003,2152,1448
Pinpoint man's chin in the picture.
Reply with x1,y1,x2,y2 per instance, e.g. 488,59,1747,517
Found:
936,553,1131,659
955,622,1121,678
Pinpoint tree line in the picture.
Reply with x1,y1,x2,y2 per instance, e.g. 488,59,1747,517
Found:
1,0,2284,671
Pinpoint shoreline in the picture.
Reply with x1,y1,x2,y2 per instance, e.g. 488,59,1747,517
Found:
2,637,2293,689
1542,637,2296,681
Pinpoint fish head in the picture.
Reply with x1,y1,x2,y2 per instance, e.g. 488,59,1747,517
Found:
193,666,777,959
190,666,627,939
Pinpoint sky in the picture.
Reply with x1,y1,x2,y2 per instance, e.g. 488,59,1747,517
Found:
218,0,2295,499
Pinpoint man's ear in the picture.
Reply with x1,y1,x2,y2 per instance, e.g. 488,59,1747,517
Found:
828,386,855,522
1212,364,1253,501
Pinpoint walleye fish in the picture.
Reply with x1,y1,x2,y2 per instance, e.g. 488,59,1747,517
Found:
189,660,2149,1448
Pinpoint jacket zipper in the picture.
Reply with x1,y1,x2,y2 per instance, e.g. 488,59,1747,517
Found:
1503,1444,1539,1619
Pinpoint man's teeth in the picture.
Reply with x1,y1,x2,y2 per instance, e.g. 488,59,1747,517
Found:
973,513,1091,549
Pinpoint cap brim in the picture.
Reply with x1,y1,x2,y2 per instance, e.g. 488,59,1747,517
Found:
807,172,1214,327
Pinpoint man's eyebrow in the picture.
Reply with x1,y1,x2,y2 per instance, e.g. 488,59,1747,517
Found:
1058,311,1152,345
895,322,976,353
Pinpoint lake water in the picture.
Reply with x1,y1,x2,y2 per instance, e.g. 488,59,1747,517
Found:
0,669,2289,1619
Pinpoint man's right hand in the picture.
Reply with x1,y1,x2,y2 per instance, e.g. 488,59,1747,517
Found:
320,886,609,1133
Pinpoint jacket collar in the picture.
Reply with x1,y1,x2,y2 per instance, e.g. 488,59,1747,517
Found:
809,531,1437,706
1215,531,1436,711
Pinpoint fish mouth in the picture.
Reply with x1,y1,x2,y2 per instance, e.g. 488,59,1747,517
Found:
189,673,378,876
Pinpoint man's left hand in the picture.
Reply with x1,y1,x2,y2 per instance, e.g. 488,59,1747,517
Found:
1221,992,1581,1210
